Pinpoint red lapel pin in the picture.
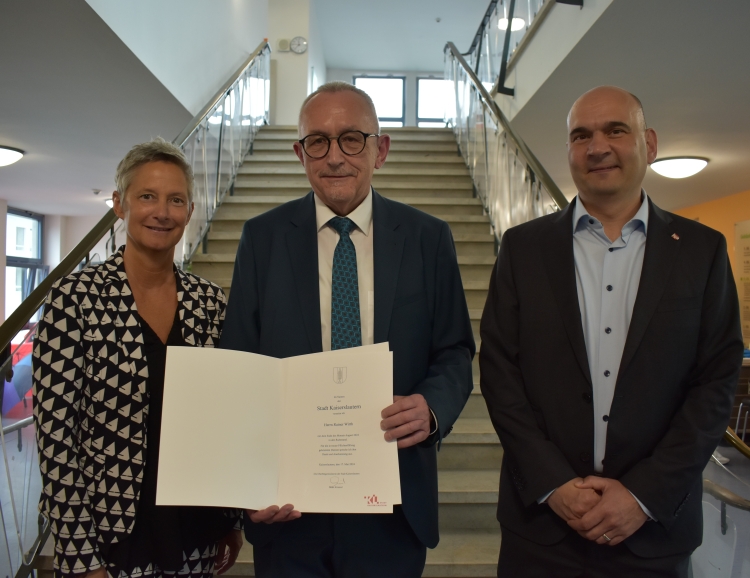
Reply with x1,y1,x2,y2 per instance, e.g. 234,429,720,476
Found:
671,233,680,240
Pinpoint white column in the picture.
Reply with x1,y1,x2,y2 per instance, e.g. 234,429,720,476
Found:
0,200,7,323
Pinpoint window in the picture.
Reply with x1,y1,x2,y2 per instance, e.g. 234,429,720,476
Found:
6,209,46,320
417,77,454,128
353,76,406,128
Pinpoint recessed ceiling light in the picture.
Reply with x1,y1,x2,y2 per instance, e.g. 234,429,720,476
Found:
498,17,525,31
105,199,114,208
650,157,708,179
0,146,24,167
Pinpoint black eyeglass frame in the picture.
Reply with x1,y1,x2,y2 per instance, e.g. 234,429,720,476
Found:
297,130,380,159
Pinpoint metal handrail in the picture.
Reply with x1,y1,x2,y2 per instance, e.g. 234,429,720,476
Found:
704,479,750,512
444,41,568,210
724,426,750,461
173,40,270,148
0,39,271,356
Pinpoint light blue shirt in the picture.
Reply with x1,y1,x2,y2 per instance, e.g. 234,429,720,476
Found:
573,193,648,472
572,192,654,519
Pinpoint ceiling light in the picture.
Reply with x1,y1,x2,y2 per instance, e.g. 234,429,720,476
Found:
650,157,708,179
0,146,24,167
105,199,114,208
498,17,525,31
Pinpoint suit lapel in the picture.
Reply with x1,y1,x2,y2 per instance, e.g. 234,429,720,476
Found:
541,202,592,386
372,191,405,344
287,192,323,352
618,201,680,376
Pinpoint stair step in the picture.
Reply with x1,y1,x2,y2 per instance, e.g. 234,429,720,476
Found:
438,470,499,503
239,165,471,177
253,141,459,153
246,152,465,163
423,530,500,578
445,418,498,445
233,179,473,191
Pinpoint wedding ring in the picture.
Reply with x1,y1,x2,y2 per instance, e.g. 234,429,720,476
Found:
602,533,612,542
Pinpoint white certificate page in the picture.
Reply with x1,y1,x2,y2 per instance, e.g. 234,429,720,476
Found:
278,348,401,512
156,344,400,513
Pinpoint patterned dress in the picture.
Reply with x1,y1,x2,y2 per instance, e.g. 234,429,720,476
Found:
32,249,240,578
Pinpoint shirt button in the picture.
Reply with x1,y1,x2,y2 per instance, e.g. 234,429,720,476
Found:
608,248,614,252
580,452,591,462
582,392,592,403
603,415,609,422
605,327,612,334
606,285,613,291
604,370,611,377
589,219,594,224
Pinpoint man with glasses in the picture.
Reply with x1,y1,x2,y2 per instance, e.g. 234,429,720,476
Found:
221,81,475,577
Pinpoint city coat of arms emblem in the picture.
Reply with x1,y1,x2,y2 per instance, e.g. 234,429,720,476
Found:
333,367,347,384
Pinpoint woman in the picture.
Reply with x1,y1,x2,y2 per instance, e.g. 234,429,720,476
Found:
33,139,242,578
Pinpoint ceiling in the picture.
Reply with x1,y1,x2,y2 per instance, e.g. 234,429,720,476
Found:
510,0,750,212
0,0,191,216
315,0,489,71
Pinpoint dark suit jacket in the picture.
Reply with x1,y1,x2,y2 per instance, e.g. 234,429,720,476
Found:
221,190,475,548
479,198,743,558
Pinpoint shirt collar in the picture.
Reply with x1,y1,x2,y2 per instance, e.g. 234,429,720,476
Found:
573,190,649,236
314,188,373,236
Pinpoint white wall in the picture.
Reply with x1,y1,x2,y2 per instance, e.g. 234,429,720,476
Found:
85,0,269,116
43,215,64,270
0,200,7,323
268,0,312,126
307,0,326,94
495,0,613,121
326,69,443,127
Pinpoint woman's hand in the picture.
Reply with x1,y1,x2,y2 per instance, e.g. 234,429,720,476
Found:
214,529,243,575
84,567,107,578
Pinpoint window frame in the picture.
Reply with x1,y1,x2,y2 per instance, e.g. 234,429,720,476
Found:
416,76,449,127
353,75,406,128
6,208,44,267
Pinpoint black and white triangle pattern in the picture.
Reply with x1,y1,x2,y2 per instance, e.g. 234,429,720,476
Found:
107,544,218,578
33,248,239,577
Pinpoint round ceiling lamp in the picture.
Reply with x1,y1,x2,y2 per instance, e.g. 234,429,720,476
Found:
650,157,708,179
0,146,24,167
498,17,525,31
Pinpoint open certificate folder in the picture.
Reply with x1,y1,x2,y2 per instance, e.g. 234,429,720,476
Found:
155,343,401,513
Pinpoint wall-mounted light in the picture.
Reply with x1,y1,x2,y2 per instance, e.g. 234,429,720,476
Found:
650,157,709,179
0,146,24,167
498,17,525,31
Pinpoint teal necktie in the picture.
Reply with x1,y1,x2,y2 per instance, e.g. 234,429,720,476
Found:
329,217,362,350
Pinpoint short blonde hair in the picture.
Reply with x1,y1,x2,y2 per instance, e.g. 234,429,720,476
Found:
115,137,194,203
299,81,380,132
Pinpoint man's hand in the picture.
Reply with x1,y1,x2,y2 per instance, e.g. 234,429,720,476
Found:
381,394,433,449
84,568,107,578
567,477,648,545
546,477,602,522
214,529,243,575
245,504,301,524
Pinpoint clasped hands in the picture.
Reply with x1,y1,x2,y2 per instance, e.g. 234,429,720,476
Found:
246,394,431,526
547,477,647,546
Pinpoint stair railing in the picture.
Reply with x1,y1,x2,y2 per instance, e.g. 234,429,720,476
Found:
0,39,270,578
466,0,582,97
444,40,567,241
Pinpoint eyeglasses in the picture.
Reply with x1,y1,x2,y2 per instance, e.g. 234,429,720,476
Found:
298,131,379,159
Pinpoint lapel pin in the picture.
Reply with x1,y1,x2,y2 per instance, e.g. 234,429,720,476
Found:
671,233,680,240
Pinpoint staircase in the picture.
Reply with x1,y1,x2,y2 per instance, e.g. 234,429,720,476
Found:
191,126,502,577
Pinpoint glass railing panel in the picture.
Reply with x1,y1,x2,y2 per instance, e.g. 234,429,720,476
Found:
444,42,564,239
693,453,750,577
0,321,45,577
468,0,550,94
